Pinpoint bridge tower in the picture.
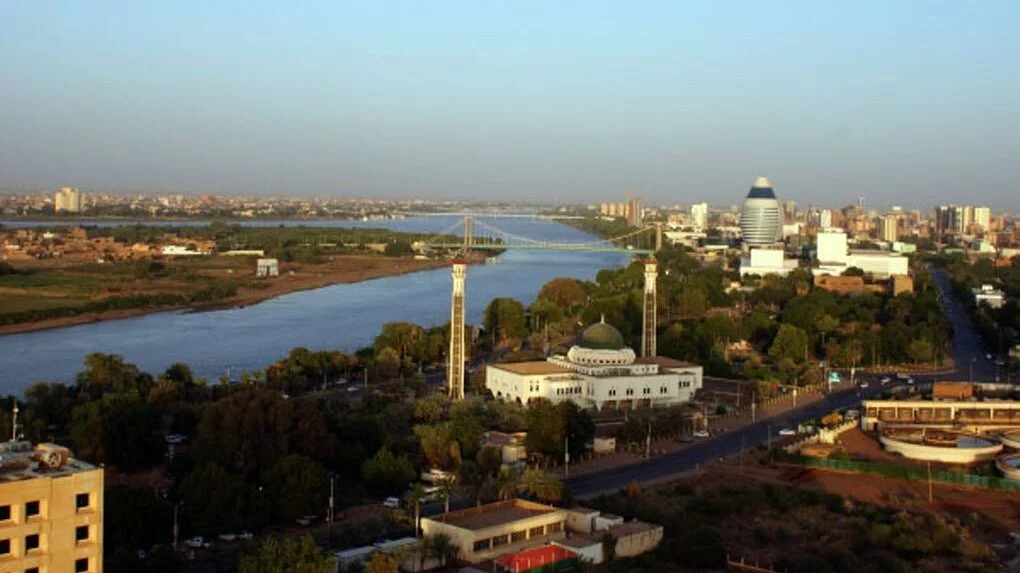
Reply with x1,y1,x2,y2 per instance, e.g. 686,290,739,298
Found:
448,260,467,401
641,259,657,357
463,216,473,251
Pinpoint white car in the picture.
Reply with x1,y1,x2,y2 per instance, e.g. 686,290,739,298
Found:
692,430,710,438
218,533,237,542
239,531,254,541
165,434,187,445
184,536,211,549
859,381,869,389
383,497,402,508
880,376,891,385
778,428,797,436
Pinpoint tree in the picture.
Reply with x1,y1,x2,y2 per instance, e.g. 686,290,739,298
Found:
104,485,173,555
70,393,160,468
429,533,459,569
407,482,427,537
76,352,148,397
366,551,399,573
263,454,328,522
907,339,935,365
178,463,264,534
376,347,401,379
843,266,865,277
361,448,416,496
238,536,332,573
484,298,528,344
769,324,809,363
537,278,587,310
414,424,456,470
518,469,563,503
821,411,843,428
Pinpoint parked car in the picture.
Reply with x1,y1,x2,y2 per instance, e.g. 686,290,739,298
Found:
295,515,317,526
880,376,891,385
859,381,869,389
777,428,797,436
383,497,402,508
238,531,254,541
692,430,710,439
165,434,187,445
218,533,237,542
184,536,210,549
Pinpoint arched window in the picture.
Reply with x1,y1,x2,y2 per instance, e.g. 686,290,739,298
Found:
626,388,634,396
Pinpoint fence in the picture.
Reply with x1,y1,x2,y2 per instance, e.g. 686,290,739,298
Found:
781,454,1020,492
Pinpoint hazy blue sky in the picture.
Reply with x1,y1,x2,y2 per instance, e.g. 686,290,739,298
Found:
2,1,1018,209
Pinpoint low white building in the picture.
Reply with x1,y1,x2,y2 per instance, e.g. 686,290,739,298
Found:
256,258,279,277
161,244,206,256
973,284,1006,309
486,320,702,411
739,247,798,278
814,229,909,278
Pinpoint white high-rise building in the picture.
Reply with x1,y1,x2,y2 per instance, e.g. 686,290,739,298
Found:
54,187,82,212
880,215,898,243
739,176,782,246
818,209,832,228
973,207,990,234
690,203,708,230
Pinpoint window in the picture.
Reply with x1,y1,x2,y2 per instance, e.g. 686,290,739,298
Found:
25,534,39,551
529,526,545,538
492,534,509,547
626,388,634,396
511,530,526,543
548,521,563,533
76,525,89,542
76,493,90,510
608,389,616,396
0,505,9,521
643,388,650,395
0,539,9,555
660,386,667,394
473,539,490,552
75,558,89,573
25,500,40,518
26,568,39,573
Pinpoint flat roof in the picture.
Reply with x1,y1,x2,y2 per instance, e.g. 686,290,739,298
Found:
490,362,574,376
427,499,559,532
607,521,661,537
633,356,695,368
554,534,600,549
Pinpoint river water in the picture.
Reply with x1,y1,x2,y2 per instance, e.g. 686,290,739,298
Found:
0,217,628,394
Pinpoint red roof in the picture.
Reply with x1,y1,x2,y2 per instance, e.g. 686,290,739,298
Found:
495,545,576,572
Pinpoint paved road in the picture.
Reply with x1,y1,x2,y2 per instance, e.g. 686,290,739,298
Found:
566,268,997,497
932,268,998,381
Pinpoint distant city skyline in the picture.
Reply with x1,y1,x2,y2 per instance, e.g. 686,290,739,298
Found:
1,2,1018,210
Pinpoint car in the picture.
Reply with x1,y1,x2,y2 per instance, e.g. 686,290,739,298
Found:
165,434,187,445
295,515,317,526
238,531,254,541
880,376,891,385
777,428,797,436
859,381,869,389
218,533,237,542
184,536,210,549
347,386,360,393
692,430,710,439
383,497,402,508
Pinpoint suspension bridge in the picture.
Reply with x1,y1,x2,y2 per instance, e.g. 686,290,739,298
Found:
421,215,662,255
397,211,584,220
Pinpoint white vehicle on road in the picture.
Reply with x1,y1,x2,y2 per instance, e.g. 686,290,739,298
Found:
184,536,211,549
692,430,710,438
777,428,797,436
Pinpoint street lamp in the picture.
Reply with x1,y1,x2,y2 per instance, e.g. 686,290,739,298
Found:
970,357,976,383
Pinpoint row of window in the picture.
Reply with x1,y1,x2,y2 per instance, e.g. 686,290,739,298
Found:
0,525,91,555
555,386,582,396
470,521,565,552
0,493,91,523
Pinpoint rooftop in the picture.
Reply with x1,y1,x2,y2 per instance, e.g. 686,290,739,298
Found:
427,499,560,532
495,544,576,571
0,441,96,483
554,534,601,549
606,521,662,537
633,356,695,368
490,362,574,376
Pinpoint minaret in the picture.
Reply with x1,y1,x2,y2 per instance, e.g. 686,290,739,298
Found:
641,259,657,357
448,260,467,401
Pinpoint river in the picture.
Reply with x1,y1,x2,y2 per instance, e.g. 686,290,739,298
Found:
0,217,628,394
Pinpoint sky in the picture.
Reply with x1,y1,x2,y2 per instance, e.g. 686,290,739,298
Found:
1,1,1018,210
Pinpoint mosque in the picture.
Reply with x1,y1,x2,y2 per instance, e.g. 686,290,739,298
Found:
485,318,703,411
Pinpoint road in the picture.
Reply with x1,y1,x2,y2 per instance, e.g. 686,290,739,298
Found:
566,267,997,497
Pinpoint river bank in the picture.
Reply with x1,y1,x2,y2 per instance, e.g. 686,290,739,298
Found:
0,253,483,336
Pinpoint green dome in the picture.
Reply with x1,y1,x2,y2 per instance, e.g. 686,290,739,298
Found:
578,320,626,350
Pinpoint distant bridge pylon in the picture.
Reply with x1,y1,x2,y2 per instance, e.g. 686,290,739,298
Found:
421,216,662,255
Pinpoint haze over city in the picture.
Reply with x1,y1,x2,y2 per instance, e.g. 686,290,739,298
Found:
2,1,1018,209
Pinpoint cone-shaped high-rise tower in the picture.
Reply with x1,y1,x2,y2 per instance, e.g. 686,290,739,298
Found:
642,259,657,357
448,260,467,401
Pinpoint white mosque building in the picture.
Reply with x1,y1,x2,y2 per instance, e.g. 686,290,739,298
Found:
485,319,703,411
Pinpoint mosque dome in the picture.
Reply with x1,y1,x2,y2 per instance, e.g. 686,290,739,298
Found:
578,320,627,350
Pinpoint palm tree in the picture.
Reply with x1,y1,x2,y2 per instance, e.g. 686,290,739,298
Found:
496,467,520,501
437,476,456,513
417,535,431,572
518,468,563,503
406,483,427,537
429,533,459,571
